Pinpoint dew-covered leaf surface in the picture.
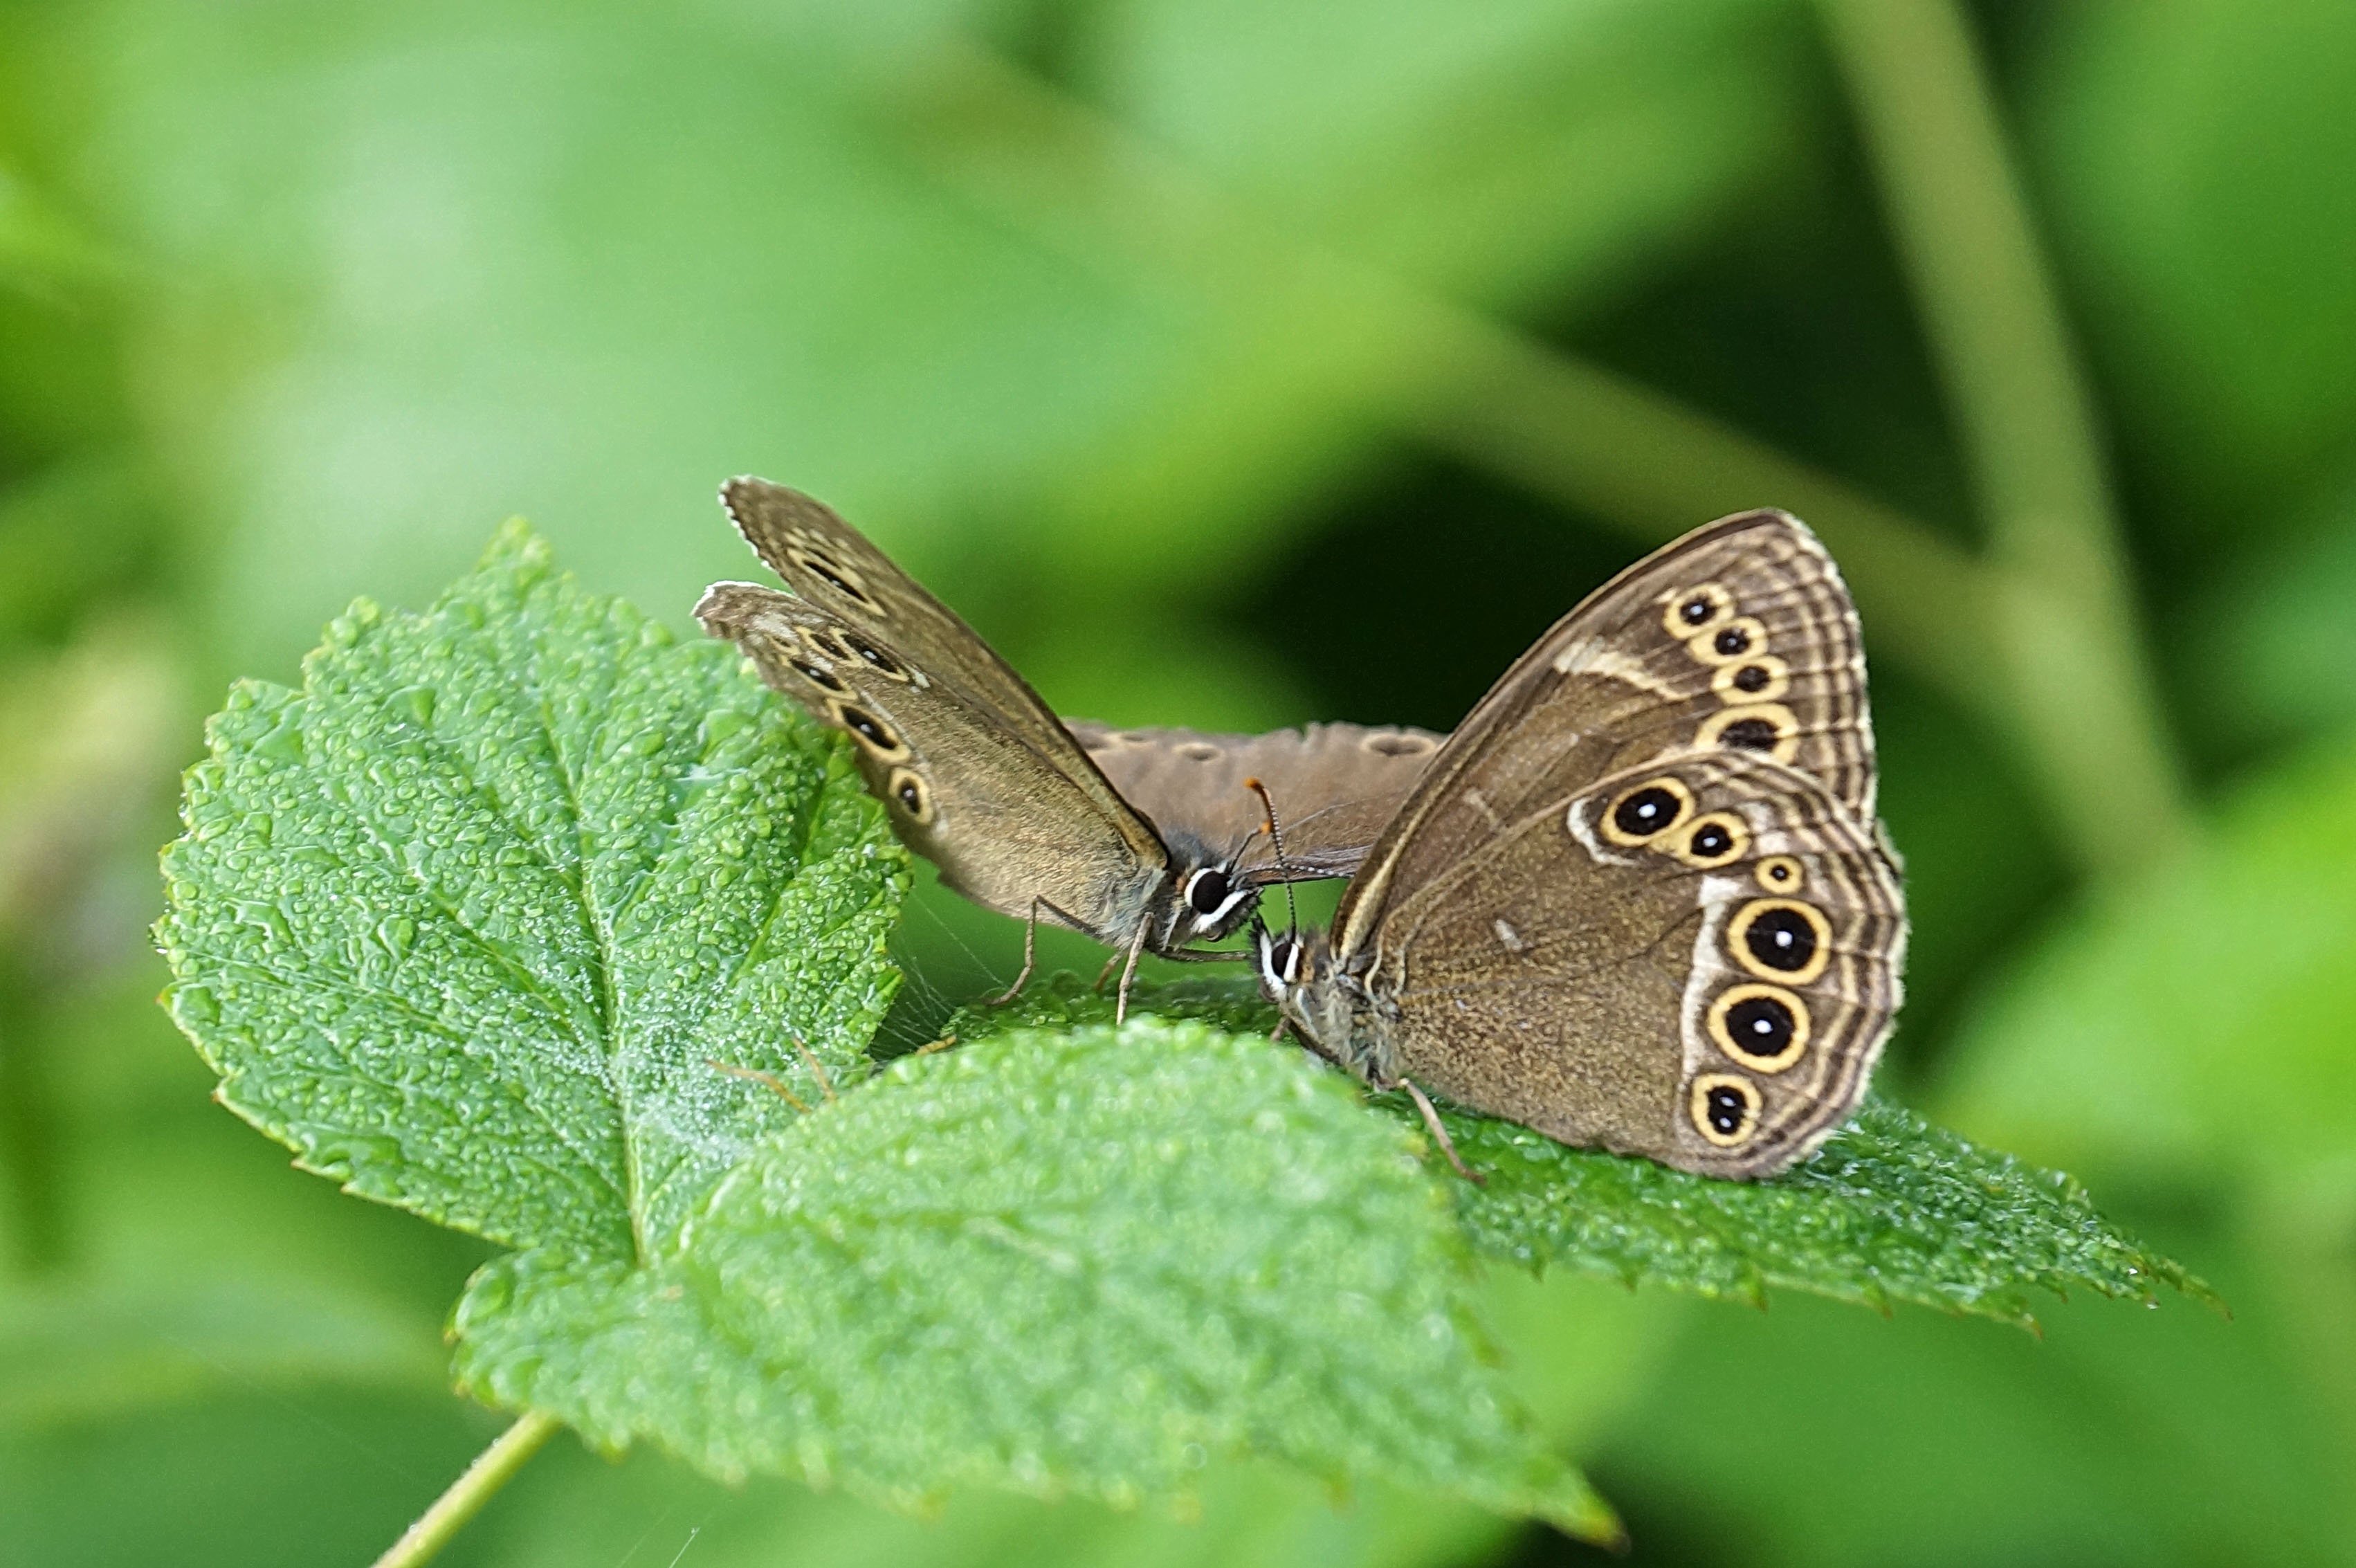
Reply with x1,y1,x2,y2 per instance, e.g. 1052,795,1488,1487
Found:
453,1019,1615,1540
154,521,908,1264
953,978,2209,1328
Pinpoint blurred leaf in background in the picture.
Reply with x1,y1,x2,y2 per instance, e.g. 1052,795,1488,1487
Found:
1,0,2354,1562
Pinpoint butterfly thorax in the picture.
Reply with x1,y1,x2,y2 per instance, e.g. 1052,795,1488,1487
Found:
1257,929,1397,1086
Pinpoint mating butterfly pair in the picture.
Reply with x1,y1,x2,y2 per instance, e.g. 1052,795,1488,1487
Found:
697,480,1902,1178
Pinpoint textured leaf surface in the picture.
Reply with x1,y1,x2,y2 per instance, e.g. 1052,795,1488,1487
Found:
955,978,2207,1327
155,522,908,1264
452,1019,1613,1538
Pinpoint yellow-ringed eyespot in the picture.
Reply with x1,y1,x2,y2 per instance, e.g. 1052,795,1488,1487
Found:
1697,702,1801,763
1755,855,1805,893
1707,983,1811,1072
1688,616,1769,666
1726,897,1832,984
1690,1073,1762,1145
1670,810,1751,868
828,700,910,762
1661,583,1735,639
1711,653,1791,702
886,767,933,823
788,657,848,695
802,627,853,662
786,546,884,614
839,630,914,683
1599,775,1696,846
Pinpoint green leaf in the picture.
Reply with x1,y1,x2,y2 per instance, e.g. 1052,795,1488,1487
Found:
451,1019,1614,1540
956,977,2208,1327
154,532,1606,1535
154,520,908,1264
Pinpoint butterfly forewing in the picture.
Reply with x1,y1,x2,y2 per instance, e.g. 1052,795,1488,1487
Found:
1335,510,1874,958
695,581,1166,938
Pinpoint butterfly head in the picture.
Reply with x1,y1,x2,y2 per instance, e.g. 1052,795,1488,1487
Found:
1175,860,1256,940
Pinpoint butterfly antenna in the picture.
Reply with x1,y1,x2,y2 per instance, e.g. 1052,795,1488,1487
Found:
1245,777,1300,937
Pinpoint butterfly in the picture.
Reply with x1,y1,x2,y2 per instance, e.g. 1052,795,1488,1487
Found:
1254,509,1906,1178
696,479,1441,1016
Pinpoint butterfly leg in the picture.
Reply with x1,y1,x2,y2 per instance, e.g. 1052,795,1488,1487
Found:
1112,918,1149,1025
1090,948,1121,993
985,900,1041,1006
1391,1077,1483,1185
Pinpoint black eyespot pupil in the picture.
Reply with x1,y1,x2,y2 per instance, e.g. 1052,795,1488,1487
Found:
1692,823,1733,859
1613,786,1681,837
1745,908,1818,972
1681,596,1713,625
848,637,902,675
1714,626,1751,656
808,558,859,596
1726,995,1795,1053
1733,664,1771,693
840,706,892,748
1720,717,1780,751
896,778,922,811
1706,1084,1749,1134
792,660,845,693
1189,869,1232,914
1769,864,1791,882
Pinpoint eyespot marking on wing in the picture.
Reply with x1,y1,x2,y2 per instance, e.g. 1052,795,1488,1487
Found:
1697,703,1801,763
1707,983,1811,1073
1599,776,1696,846
1713,655,1790,701
828,700,911,762
1690,1073,1762,1145
1727,898,1830,984
1690,616,1768,667
886,766,934,824
1661,583,1735,639
1670,811,1751,868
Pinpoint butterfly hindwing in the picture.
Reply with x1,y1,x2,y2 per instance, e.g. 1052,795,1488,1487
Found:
1374,751,1903,1176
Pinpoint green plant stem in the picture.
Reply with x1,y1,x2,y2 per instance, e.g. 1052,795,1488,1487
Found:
1816,0,2192,875
370,1410,558,1568
892,43,2167,869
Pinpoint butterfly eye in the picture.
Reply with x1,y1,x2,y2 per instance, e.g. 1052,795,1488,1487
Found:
1186,867,1234,916
1690,1074,1762,1145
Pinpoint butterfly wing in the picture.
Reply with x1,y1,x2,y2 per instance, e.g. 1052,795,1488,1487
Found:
1335,510,1874,955
1066,720,1444,882
1370,751,1904,1177
695,581,1167,943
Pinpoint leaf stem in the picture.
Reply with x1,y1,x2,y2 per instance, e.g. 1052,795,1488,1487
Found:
369,1410,559,1568
1815,0,2193,875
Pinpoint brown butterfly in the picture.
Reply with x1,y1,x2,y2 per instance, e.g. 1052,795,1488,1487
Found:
695,479,1440,1015
1256,509,1906,1178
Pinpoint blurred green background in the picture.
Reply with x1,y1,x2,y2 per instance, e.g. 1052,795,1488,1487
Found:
4,0,2355,1562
